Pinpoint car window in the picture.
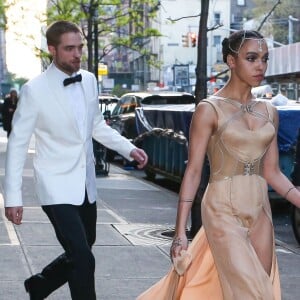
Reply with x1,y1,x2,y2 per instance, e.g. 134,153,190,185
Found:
111,100,123,116
123,97,137,113
111,96,137,115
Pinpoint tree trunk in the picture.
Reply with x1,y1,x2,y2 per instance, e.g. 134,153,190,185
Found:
190,1,210,237
194,0,209,105
87,16,93,72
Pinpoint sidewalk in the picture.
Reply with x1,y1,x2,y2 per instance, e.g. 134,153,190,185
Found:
0,135,177,299
0,131,299,299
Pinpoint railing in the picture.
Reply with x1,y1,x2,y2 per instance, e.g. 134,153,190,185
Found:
134,128,188,182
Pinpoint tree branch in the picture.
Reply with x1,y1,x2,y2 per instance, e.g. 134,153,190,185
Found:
207,23,223,32
257,0,281,31
167,13,201,22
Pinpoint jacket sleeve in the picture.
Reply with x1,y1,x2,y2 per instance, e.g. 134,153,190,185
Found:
92,106,136,161
89,78,136,161
4,84,38,207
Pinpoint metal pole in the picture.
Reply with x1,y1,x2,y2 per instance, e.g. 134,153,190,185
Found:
288,15,299,44
94,8,99,83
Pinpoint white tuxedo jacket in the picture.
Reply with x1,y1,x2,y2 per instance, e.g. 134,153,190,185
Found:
4,63,136,207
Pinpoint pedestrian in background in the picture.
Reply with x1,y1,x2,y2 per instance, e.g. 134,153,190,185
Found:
2,88,18,137
138,30,300,299
4,20,147,300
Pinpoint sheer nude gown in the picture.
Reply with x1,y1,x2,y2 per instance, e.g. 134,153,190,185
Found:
137,97,281,300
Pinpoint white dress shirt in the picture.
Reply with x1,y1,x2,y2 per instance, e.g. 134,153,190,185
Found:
54,65,86,138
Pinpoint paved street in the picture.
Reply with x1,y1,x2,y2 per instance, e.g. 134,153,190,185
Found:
0,128,299,300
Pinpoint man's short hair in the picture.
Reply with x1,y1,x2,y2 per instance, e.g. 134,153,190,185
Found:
46,20,82,47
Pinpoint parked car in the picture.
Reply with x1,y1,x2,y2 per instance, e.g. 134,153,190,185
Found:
291,128,300,244
105,91,195,160
98,94,119,115
106,91,195,139
93,94,119,173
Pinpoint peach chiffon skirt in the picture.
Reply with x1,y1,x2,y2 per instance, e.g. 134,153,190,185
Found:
137,227,280,300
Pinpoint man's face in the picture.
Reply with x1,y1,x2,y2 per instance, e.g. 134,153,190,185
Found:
48,32,84,75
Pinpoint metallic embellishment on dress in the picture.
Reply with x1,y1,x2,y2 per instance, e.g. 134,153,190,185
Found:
242,103,254,113
212,96,257,114
243,162,254,175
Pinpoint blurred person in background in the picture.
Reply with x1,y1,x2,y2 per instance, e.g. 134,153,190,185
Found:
2,88,18,137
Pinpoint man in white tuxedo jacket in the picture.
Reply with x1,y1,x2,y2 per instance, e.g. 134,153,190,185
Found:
4,20,147,300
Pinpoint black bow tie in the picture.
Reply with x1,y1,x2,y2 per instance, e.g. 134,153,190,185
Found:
63,74,82,86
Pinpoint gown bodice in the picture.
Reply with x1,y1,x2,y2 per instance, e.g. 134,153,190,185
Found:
204,97,276,182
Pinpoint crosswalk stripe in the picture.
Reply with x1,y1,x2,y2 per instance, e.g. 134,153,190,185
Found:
0,194,20,245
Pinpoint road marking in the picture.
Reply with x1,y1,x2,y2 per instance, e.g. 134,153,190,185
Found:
276,248,293,254
0,194,20,245
275,238,300,255
98,208,128,224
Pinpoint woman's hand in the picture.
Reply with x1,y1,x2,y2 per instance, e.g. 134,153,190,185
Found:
170,234,188,261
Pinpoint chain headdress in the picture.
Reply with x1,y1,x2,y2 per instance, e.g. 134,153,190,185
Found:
228,30,266,54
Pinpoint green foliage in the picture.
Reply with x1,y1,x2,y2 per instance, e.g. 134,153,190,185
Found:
0,0,7,29
46,0,162,70
6,71,28,88
111,84,129,97
253,0,300,44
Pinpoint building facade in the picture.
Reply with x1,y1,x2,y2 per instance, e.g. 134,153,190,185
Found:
0,27,8,97
265,42,300,101
112,0,257,91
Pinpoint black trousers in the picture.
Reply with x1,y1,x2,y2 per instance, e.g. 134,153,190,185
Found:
40,191,97,300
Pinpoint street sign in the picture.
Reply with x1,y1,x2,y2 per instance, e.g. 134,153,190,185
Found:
173,64,189,87
98,64,108,76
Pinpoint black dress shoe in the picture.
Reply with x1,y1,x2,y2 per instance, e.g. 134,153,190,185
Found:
24,274,46,300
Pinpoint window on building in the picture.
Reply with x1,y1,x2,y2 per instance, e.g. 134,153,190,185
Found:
214,12,221,25
213,35,221,47
213,35,222,62
237,0,245,5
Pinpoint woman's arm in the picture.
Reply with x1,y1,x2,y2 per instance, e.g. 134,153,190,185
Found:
171,101,217,257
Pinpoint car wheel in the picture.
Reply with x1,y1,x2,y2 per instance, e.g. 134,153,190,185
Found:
145,168,156,181
291,205,300,244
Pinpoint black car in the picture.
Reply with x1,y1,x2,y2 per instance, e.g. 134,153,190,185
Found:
105,91,195,161
291,128,300,244
106,91,195,139
98,94,119,115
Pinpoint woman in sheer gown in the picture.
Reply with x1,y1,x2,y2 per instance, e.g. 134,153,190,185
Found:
137,30,300,300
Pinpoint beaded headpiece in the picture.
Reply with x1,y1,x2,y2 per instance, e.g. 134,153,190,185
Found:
229,30,266,54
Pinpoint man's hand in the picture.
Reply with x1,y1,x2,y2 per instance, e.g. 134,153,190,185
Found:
5,206,23,225
130,148,148,169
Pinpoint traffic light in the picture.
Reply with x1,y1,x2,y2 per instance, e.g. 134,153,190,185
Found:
182,34,189,47
190,32,197,47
